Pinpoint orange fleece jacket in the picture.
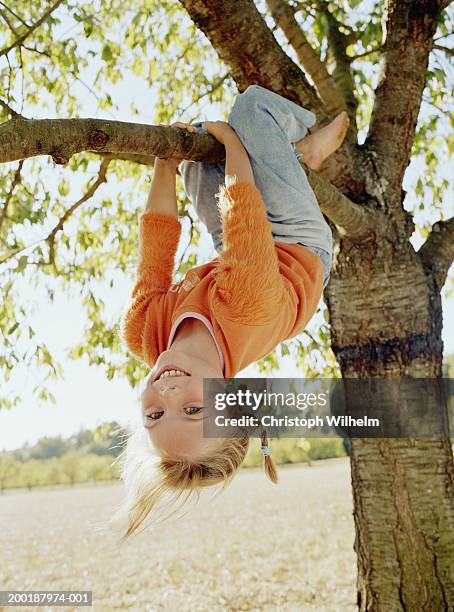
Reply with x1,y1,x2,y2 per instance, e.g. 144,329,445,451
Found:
121,181,324,377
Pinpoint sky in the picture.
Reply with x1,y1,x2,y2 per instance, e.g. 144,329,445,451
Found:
0,3,453,452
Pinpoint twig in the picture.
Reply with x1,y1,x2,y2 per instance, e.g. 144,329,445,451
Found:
178,73,230,115
178,209,195,270
45,158,111,267
0,0,65,58
0,1,30,27
0,159,110,267
432,43,454,57
348,45,383,61
0,98,24,119
434,32,453,41
0,159,23,230
21,44,51,58
0,7,21,35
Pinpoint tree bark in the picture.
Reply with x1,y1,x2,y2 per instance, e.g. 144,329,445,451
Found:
350,436,454,610
325,219,454,610
365,0,442,193
0,117,225,164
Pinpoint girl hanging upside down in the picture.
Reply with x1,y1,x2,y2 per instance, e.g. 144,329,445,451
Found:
118,85,349,538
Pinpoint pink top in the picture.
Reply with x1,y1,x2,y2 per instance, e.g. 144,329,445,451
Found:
167,312,225,374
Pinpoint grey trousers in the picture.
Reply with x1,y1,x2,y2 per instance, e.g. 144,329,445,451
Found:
179,85,332,287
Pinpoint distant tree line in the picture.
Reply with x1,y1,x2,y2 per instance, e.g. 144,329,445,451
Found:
0,419,352,492
0,421,126,492
9,420,127,462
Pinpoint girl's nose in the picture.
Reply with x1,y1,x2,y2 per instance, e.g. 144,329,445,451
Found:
159,385,177,395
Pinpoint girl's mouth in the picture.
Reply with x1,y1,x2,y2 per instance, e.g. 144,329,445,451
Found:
154,365,190,382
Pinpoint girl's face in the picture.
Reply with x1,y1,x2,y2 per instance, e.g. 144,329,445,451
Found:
141,348,222,460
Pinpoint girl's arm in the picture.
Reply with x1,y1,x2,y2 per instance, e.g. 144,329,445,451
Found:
139,156,182,294
122,157,182,360
202,121,255,186
145,158,179,216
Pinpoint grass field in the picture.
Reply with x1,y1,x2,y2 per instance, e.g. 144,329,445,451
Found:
0,458,356,611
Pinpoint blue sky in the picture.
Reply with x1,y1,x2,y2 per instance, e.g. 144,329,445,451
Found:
0,5,453,451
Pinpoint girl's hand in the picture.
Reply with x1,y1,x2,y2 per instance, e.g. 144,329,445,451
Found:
156,122,198,171
169,121,197,134
202,121,237,145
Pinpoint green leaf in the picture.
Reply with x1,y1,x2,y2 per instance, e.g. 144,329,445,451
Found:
7,322,19,335
102,44,113,62
280,343,290,357
15,256,28,273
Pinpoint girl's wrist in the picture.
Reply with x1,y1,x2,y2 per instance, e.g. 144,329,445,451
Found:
155,158,179,173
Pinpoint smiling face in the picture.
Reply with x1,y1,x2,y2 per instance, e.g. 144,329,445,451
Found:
142,347,223,460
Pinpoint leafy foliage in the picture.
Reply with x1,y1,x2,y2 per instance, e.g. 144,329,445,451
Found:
0,0,452,407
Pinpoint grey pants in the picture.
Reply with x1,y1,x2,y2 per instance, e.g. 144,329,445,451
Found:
179,85,332,287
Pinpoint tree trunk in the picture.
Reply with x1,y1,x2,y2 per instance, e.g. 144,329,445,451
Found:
350,437,453,610
326,219,454,610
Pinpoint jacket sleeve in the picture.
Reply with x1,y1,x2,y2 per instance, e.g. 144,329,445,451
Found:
121,211,181,359
213,181,290,324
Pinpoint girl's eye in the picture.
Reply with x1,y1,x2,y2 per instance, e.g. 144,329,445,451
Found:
146,411,164,420
184,406,203,415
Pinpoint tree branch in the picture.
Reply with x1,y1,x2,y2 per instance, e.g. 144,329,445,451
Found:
179,0,365,197
45,158,111,268
365,0,443,190
315,0,358,130
0,117,225,164
0,119,376,237
0,98,24,120
432,43,454,57
303,164,377,238
265,0,346,117
0,118,373,239
179,0,323,112
419,217,454,289
0,1,30,27
0,0,65,58
0,159,23,231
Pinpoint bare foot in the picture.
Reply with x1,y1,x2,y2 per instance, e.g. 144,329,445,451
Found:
296,111,350,171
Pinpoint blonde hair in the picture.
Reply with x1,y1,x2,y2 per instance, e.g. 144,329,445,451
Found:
113,427,278,539
261,430,278,484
